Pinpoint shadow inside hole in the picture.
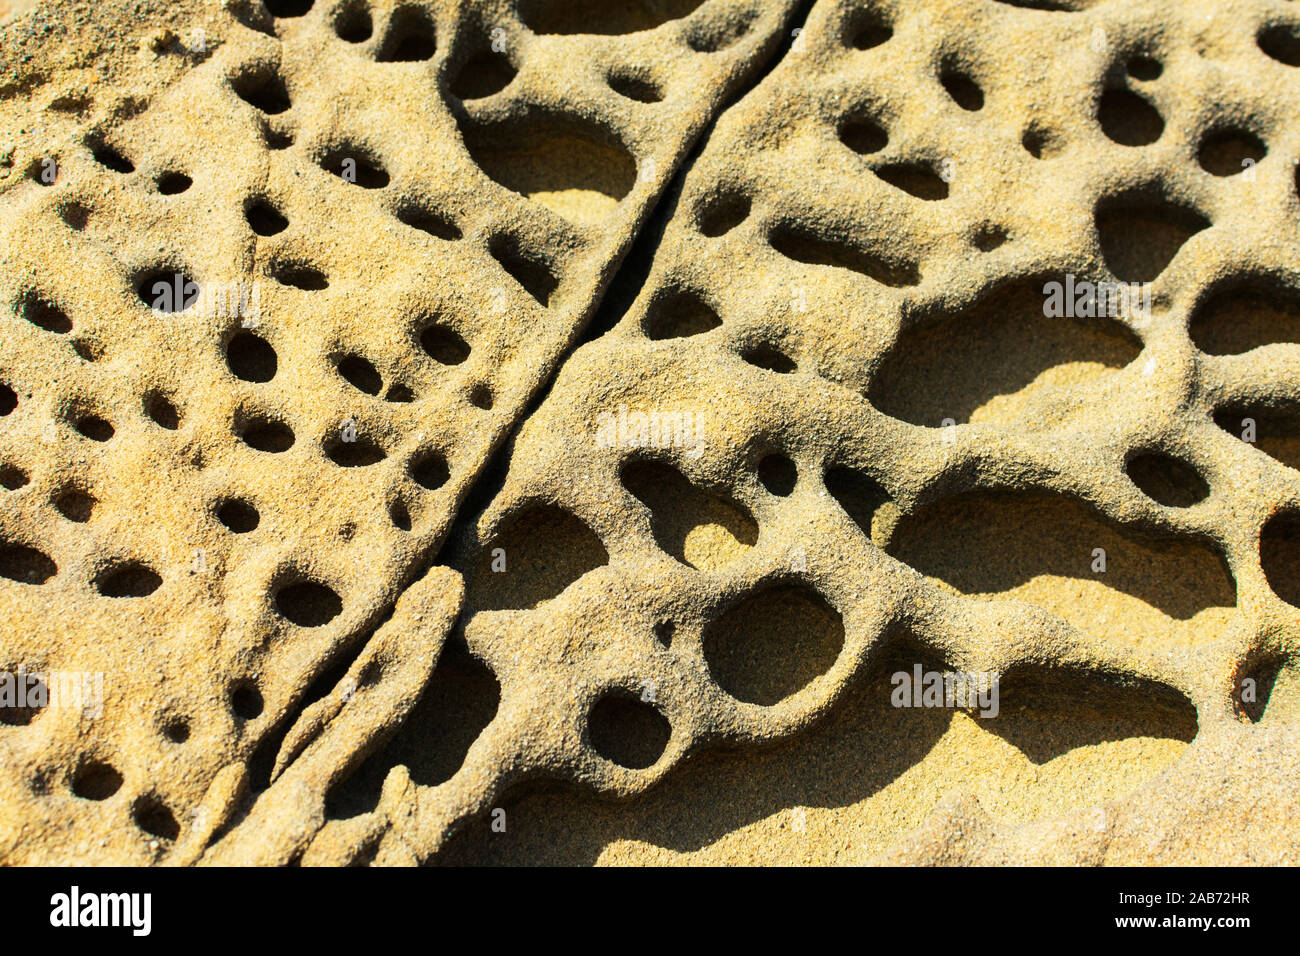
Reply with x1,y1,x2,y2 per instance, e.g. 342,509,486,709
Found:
885,489,1236,622
466,505,608,611
270,261,329,290
318,144,389,188
643,288,721,339
770,221,919,287
825,465,890,542
703,584,844,705
696,189,750,237
839,116,888,155
589,691,670,769
1214,402,1300,471
622,460,757,571
95,562,162,598
420,323,470,364
1198,129,1266,176
216,498,259,533
274,580,342,627
21,292,72,333
488,234,558,306
1098,87,1163,146
396,202,461,240
133,795,180,841
1095,191,1208,282
376,5,436,61
74,415,114,442
519,0,704,35
0,465,28,491
1125,452,1209,507
157,172,192,194
54,488,95,523
461,111,635,227
844,7,891,49
72,761,123,800
1259,23,1300,67
410,450,449,490
1189,275,1300,355
452,50,517,100
875,163,949,201
940,68,983,111
325,435,387,467
757,454,797,496
245,198,288,235
325,641,500,818
226,331,277,382
1261,511,1300,608
230,66,291,115
239,416,295,452
608,69,663,103
0,543,57,585
868,279,1140,426
144,393,180,429
337,354,382,394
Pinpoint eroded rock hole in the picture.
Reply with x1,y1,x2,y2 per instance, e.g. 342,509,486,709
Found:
226,331,277,382
410,450,449,490
609,69,663,103
270,261,329,290
520,0,704,35
1126,452,1209,508
265,0,314,16
0,384,15,416
240,415,295,453
1198,129,1266,177
1259,23,1300,67
217,498,259,533
1261,512,1300,607
245,198,288,235
757,454,797,496
231,66,291,115
461,112,635,227
770,222,919,287
741,345,796,374
74,415,114,442
1190,276,1300,355
452,50,516,100
157,171,191,194
133,795,180,841
72,761,122,800
337,354,381,394
940,67,983,111
334,0,372,41
1095,192,1209,282
89,140,134,174
326,435,386,467
489,234,558,306
622,460,756,570
420,323,470,364
136,269,200,312
21,292,71,334
839,116,887,155
275,580,342,627
845,7,892,49
96,562,162,598
377,5,436,61
703,585,844,705
644,289,721,339
826,465,890,541
1098,87,1163,146
230,681,263,719
697,189,750,237
468,505,608,611
0,465,27,491
396,202,461,240
868,279,1140,426
319,145,388,188
874,163,949,201
469,384,493,410
1127,55,1162,80
0,543,57,585
144,392,180,429
54,488,94,523
588,692,670,769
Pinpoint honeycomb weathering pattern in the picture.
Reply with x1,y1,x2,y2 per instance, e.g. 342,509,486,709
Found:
0,0,800,864
1,0,1299,867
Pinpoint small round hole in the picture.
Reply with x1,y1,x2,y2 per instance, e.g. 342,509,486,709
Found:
469,383,493,410
588,691,670,770
163,718,190,743
410,450,449,490
245,198,288,236
274,581,343,627
156,171,192,194
74,415,114,442
757,453,797,496
96,561,162,597
72,761,123,800
216,498,259,533
226,331,278,382
230,681,263,719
